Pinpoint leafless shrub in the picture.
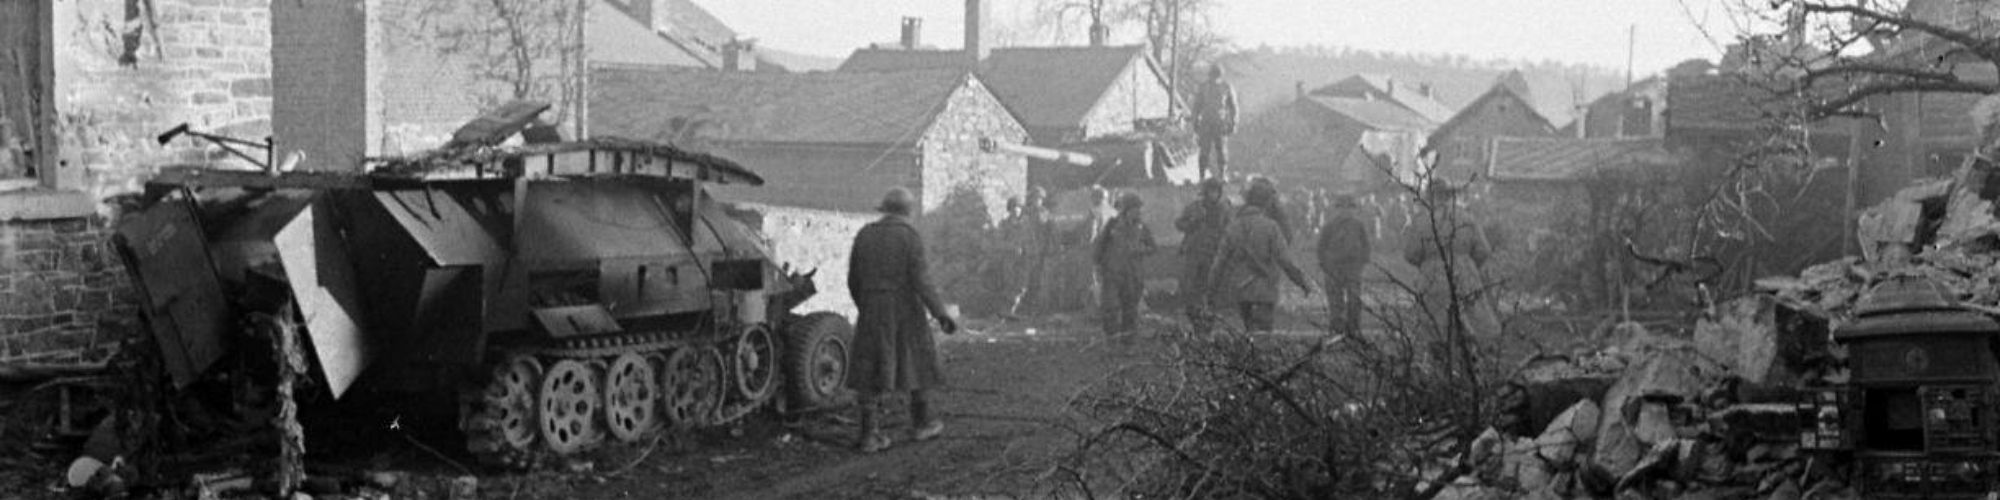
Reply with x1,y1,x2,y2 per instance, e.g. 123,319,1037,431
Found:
1045,166,1522,500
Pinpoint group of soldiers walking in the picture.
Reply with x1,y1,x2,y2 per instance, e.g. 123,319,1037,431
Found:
835,63,1497,453
978,176,1379,338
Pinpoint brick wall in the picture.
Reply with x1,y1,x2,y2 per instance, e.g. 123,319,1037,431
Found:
921,77,1029,223
0,0,275,362
726,203,873,319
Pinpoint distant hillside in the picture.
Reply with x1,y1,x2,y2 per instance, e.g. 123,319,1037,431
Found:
1216,45,1634,126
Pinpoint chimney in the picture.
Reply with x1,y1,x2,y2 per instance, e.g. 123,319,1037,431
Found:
901,17,922,50
1385,78,1396,96
965,0,988,66
724,39,757,72
1295,81,1305,100
626,0,654,30
1419,83,1434,98
1088,23,1110,46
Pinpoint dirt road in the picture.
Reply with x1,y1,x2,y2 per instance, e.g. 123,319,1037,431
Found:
520,320,1161,500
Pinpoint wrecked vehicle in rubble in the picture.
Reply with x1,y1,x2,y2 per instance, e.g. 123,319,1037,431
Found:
113,113,855,468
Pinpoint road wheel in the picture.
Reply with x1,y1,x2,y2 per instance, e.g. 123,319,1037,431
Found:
782,312,853,410
602,353,661,443
733,325,779,403
461,354,542,469
662,346,724,427
538,359,602,455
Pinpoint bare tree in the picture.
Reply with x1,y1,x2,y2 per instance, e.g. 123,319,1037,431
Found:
1124,0,1226,99
410,0,591,137
1036,0,1122,43
1710,0,2000,120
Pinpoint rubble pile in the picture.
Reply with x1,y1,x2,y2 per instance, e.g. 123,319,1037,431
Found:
1441,163,2000,499
1759,169,2000,320
1448,319,1842,500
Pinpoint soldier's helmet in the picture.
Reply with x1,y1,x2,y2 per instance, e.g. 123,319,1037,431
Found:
1199,177,1225,195
1116,192,1144,211
1244,181,1278,208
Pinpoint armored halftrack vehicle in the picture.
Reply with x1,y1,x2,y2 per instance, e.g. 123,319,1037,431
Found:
115,114,854,468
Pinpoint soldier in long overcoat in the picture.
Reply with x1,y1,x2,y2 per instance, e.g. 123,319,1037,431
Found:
1096,192,1158,338
1212,182,1316,332
846,188,959,453
1402,185,1500,338
1175,178,1231,325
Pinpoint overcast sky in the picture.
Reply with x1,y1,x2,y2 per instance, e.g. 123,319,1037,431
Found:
703,1,1745,73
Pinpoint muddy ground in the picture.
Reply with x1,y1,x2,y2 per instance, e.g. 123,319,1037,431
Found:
4,314,1238,500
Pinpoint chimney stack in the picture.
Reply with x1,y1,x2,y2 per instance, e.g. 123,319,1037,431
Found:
1088,23,1110,46
965,0,988,66
724,39,757,72
1295,81,1305,100
901,17,922,50
1419,83,1434,98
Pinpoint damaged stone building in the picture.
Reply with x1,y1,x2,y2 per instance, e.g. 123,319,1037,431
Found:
1,0,273,363
0,0,844,362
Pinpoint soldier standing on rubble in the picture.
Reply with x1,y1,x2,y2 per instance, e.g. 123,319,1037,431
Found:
1213,182,1316,332
1317,195,1371,334
1097,192,1158,339
1192,65,1239,181
847,188,959,453
1176,178,1231,326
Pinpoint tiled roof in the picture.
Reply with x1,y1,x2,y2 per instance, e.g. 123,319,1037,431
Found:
979,46,1153,131
589,67,968,146
1309,74,1455,123
1489,136,1675,181
589,0,709,68
1303,96,1435,131
838,48,969,72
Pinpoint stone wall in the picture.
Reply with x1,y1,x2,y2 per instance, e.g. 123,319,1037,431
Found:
921,76,1029,223
0,217,135,362
727,202,874,319
55,0,275,195
0,0,275,363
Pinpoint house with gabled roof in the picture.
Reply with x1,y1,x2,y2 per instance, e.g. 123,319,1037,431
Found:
589,67,1028,220
839,41,1195,187
1308,74,1456,124
1425,70,1561,186
1254,84,1435,192
597,0,836,72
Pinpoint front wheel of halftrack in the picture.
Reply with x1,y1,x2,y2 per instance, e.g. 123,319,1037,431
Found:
782,312,854,410
733,325,779,403
462,354,543,469
538,359,603,455
662,346,724,428
602,353,661,442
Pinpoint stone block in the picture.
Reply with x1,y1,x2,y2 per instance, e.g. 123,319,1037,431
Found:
194,92,231,105
1632,402,1676,445
231,77,271,97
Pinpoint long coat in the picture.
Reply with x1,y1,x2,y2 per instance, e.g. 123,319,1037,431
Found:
846,215,949,393
1402,215,1500,337
1213,206,1312,304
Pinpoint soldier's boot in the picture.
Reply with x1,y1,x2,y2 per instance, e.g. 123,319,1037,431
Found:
857,395,891,453
910,390,943,442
